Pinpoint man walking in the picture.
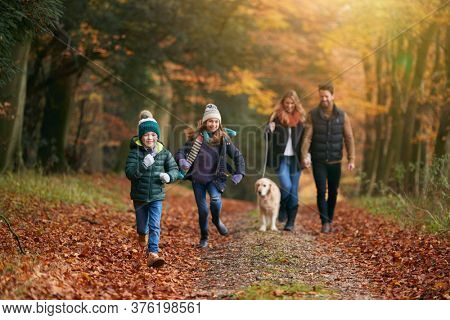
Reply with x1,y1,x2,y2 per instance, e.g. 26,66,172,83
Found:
301,82,355,233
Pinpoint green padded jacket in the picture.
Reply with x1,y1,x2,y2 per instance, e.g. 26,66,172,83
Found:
125,137,179,203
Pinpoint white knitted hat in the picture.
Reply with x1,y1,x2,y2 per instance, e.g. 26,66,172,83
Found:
202,103,221,124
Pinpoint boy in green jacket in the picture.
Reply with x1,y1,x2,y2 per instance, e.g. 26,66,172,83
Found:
125,110,179,268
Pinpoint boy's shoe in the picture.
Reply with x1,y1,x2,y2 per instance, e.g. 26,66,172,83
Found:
197,239,208,248
138,234,147,247
147,253,165,268
214,220,229,236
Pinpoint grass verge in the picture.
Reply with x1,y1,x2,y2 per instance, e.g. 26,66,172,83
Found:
352,195,449,234
0,171,127,211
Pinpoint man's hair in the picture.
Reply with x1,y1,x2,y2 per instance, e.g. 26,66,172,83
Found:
318,82,334,94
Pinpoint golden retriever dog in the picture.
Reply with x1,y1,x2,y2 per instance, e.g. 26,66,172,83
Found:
255,178,281,232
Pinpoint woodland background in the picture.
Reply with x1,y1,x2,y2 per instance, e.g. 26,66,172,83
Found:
0,0,449,234
0,0,449,301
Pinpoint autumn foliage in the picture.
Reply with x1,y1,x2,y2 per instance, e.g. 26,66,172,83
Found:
0,176,253,299
1,175,448,299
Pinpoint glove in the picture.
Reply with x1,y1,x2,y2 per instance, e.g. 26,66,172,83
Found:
160,172,170,184
143,154,155,168
231,174,243,185
179,159,191,171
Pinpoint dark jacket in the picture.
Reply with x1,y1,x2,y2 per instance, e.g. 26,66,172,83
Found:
265,117,304,171
310,105,345,162
125,137,179,202
175,135,245,193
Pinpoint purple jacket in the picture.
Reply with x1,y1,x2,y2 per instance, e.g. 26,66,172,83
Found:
175,136,245,192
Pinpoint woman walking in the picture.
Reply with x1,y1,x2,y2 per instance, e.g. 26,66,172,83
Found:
266,90,306,231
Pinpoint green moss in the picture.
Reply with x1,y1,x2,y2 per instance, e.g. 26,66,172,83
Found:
268,251,291,264
247,209,259,219
230,281,334,300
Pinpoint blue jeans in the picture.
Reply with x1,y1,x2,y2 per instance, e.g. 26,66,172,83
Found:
134,200,163,253
276,156,301,211
192,181,222,240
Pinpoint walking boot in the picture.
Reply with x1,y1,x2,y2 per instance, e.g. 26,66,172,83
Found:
278,198,288,223
213,219,229,236
211,211,229,236
197,238,208,248
321,222,331,233
284,206,298,231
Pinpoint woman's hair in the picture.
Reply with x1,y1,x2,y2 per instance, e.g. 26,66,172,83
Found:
270,90,305,126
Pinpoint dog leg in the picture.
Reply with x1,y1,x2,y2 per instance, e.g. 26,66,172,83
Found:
271,211,278,231
259,213,267,232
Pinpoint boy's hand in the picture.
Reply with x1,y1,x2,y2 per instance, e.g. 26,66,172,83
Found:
143,154,155,168
160,173,170,184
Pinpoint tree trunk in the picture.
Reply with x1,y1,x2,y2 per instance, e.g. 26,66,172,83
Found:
0,39,31,173
84,98,104,173
22,42,52,169
153,75,173,146
38,69,79,172
377,41,402,189
434,103,449,159
401,24,437,175
361,59,375,194
113,139,130,173
368,115,386,195
381,85,404,187
433,26,450,174
420,139,428,196
369,46,389,194
413,129,422,196
35,25,93,173
169,82,193,152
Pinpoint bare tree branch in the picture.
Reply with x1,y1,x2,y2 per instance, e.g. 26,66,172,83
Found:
0,214,25,255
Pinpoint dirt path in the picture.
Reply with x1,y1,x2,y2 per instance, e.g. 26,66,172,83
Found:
192,207,376,299
190,173,377,299
193,199,448,300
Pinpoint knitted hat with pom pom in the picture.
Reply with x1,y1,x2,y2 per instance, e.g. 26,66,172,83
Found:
138,110,160,139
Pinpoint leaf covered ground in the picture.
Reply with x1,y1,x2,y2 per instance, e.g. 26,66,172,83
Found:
0,175,448,299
